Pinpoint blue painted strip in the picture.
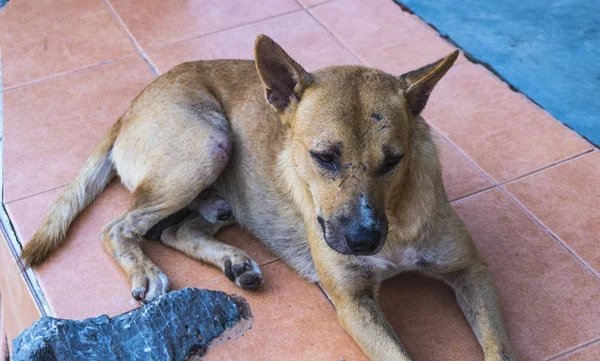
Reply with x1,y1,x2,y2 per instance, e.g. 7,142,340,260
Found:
396,0,600,145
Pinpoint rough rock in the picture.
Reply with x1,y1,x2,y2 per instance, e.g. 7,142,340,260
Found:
12,288,252,361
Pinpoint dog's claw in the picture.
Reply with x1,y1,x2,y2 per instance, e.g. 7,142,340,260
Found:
238,272,261,290
131,267,169,303
131,287,146,301
223,254,263,290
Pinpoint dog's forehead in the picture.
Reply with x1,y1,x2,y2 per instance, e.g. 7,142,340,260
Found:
302,67,405,121
297,69,409,155
313,66,399,96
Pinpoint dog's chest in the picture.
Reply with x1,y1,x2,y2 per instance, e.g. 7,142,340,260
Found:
362,245,429,281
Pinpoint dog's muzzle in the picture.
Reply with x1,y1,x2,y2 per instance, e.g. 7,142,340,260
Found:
317,214,387,256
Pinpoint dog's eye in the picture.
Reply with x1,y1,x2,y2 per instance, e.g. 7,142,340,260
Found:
310,152,337,171
381,155,403,174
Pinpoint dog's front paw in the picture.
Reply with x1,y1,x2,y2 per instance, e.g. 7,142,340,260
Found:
130,265,170,303
223,253,263,290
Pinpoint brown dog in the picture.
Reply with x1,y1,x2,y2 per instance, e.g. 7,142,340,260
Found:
21,35,515,360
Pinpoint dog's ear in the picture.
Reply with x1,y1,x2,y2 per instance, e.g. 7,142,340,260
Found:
254,35,312,112
398,50,459,116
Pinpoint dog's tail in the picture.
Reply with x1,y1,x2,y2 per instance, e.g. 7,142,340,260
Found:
19,120,121,268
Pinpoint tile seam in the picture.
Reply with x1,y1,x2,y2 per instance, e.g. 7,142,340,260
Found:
500,149,595,186
141,8,307,57
103,0,159,76
498,187,600,282
4,54,140,92
428,124,498,186
302,8,365,66
5,184,68,206
545,337,600,361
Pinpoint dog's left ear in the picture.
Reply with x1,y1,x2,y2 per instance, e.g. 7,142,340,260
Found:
398,50,459,116
254,35,312,113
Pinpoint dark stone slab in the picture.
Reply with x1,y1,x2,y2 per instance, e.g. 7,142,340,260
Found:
12,288,253,361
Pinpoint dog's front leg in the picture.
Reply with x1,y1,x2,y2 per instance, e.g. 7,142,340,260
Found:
311,243,411,360
433,259,515,361
333,288,411,361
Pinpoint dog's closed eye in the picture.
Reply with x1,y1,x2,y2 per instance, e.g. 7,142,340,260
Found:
380,154,403,174
310,151,338,172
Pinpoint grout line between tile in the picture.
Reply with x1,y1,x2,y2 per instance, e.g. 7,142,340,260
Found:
303,0,336,9
500,149,595,186
4,54,140,92
141,8,307,57
103,0,159,76
429,124,498,186
5,183,68,205
449,185,497,204
498,187,600,282
305,8,366,66
429,120,594,190
546,337,600,361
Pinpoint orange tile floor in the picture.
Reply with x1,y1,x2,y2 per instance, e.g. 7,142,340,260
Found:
1,0,599,360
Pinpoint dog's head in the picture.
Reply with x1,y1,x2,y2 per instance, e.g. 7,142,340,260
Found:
255,35,457,256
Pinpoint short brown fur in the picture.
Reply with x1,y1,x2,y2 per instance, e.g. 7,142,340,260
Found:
21,35,515,360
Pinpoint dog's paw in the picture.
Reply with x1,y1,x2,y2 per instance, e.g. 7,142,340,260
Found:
131,265,170,303
223,254,263,290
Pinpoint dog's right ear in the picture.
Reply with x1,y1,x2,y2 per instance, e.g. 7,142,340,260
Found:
254,35,312,113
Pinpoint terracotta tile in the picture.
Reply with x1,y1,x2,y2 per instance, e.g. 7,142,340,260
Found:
435,132,493,200
555,341,600,361
3,56,156,203
0,0,136,88
109,0,301,50
0,233,42,354
451,189,600,360
7,183,134,319
310,0,462,75
380,273,482,361
203,261,368,361
148,11,360,75
7,180,276,319
505,151,600,274
423,62,592,183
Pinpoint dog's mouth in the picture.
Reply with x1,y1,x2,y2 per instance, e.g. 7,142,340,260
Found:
317,215,386,256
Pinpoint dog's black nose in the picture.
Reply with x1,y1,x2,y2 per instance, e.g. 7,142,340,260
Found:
217,209,232,221
345,224,383,255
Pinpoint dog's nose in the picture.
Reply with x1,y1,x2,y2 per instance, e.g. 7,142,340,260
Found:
217,209,232,221
345,224,383,255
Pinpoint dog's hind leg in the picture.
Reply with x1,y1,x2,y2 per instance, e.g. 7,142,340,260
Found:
102,185,203,303
105,101,234,302
160,215,263,290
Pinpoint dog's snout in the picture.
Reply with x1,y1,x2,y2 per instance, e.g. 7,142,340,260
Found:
345,223,384,255
318,196,388,256
217,209,232,221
